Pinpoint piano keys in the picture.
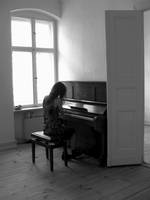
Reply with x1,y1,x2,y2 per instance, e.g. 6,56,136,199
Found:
62,98,107,132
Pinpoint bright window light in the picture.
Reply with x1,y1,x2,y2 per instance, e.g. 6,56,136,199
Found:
11,16,56,107
11,18,32,47
12,51,33,105
36,52,55,103
35,20,54,48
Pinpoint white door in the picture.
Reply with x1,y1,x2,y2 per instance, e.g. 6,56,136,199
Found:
106,11,144,166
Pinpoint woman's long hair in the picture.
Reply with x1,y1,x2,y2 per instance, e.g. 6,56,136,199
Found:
46,82,66,104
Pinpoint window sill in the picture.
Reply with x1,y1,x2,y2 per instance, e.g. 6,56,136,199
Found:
14,106,43,113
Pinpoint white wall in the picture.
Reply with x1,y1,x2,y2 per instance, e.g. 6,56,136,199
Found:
0,0,61,146
58,0,134,81
133,0,150,10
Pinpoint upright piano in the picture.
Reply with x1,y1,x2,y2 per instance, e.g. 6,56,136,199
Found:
62,81,107,166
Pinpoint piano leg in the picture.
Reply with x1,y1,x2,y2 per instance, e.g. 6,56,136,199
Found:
93,128,107,167
99,131,107,167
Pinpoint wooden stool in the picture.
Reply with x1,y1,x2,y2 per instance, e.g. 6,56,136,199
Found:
31,131,68,172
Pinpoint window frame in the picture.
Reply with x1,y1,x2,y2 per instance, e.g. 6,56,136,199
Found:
11,12,58,108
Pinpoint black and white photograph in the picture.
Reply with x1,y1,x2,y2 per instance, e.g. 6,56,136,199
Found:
1,0,150,199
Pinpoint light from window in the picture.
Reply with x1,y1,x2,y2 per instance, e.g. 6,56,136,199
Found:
36,52,54,103
35,20,54,48
11,16,56,107
12,51,33,105
11,18,32,47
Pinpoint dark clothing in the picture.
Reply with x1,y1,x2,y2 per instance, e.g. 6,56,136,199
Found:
43,96,73,145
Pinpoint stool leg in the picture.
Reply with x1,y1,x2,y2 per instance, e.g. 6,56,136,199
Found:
49,146,53,172
45,145,49,159
63,141,68,167
32,141,35,163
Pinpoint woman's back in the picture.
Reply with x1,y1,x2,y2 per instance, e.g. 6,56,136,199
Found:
43,82,67,144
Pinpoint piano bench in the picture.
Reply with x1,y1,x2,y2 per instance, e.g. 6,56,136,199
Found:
31,131,68,172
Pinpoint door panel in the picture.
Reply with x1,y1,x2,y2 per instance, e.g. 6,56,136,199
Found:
106,11,144,166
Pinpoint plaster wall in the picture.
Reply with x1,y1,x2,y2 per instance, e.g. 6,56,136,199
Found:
58,0,134,81
0,0,60,146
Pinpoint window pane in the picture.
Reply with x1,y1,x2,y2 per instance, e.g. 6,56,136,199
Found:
11,18,32,47
35,20,54,48
36,53,55,103
12,51,33,106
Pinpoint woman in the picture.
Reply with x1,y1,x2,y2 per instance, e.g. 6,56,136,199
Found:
43,82,74,158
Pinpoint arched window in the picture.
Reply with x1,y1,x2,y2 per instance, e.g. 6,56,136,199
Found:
11,10,57,107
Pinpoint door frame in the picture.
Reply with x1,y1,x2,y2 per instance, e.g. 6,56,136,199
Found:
133,2,150,163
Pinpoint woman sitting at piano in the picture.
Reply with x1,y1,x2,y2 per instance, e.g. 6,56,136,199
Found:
43,81,74,159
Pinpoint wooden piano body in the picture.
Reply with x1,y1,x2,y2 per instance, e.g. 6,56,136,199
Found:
61,81,107,165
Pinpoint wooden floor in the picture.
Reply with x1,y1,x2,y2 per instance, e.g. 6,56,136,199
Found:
1,144,150,200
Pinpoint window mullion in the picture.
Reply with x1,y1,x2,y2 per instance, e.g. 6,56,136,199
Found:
31,18,38,105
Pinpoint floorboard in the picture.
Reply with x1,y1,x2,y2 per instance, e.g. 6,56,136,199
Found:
1,143,150,199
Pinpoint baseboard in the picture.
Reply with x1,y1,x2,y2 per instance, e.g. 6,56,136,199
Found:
0,141,17,151
16,138,28,144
